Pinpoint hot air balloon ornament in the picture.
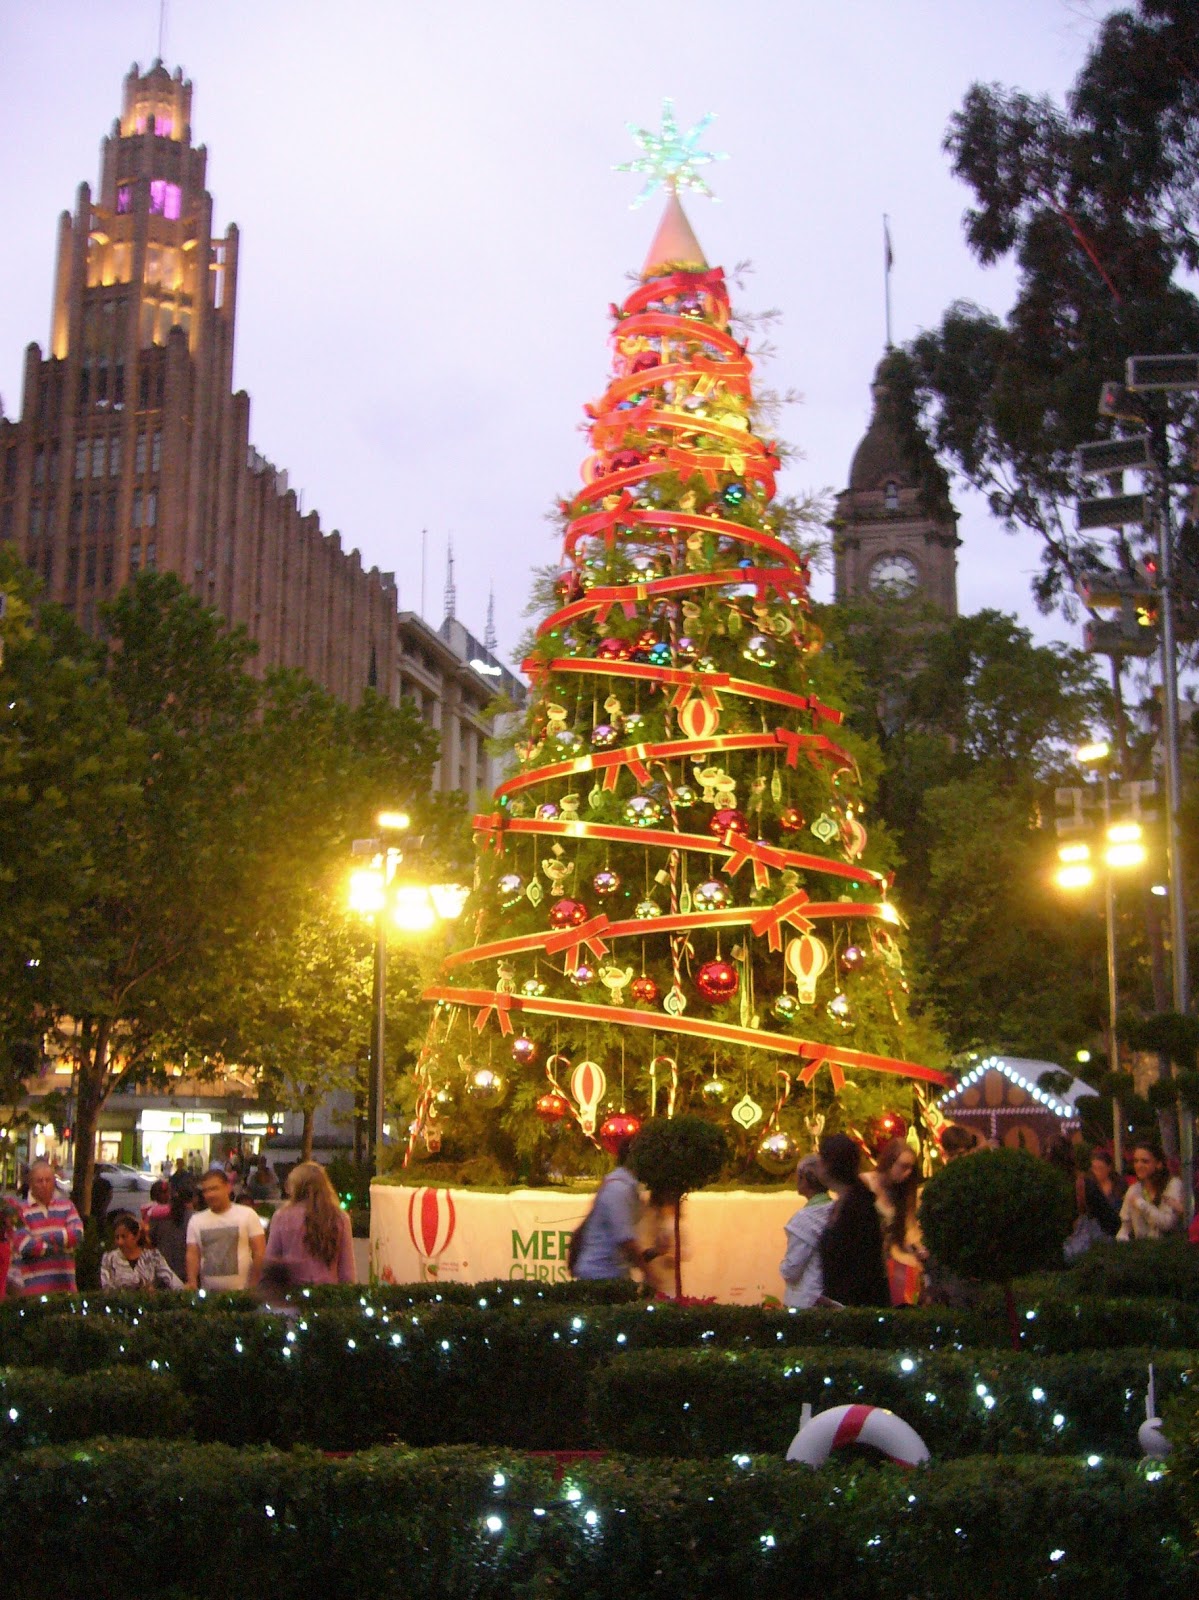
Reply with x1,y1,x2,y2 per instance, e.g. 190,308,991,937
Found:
785,934,829,1004
407,1187,457,1282
570,1060,607,1138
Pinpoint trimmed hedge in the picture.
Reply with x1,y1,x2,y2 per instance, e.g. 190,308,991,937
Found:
1066,1239,1199,1303
1167,1391,1199,1552
0,1300,1194,1454
587,1346,1193,1459
0,1366,189,1455
0,1438,1185,1597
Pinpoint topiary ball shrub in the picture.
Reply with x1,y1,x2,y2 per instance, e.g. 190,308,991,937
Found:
630,1116,729,1298
631,1116,728,1199
920,1148,1074,1347
921,1148,1074,1284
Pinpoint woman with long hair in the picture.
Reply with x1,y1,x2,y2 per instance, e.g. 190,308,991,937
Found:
263,1161,356,1285
817,1133,890,1308
863,1136,926,1305
1117,1144,1183,1240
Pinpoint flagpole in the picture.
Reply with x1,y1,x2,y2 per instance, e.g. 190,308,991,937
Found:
883,215,893,349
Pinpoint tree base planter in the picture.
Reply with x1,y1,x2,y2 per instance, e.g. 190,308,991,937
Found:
371,1182,797,1302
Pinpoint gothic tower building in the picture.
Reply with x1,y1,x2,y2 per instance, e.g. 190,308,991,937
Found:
832,348,959,614
0,60,398,701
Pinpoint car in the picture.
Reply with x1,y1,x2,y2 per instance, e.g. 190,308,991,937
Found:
58,1162,156,1211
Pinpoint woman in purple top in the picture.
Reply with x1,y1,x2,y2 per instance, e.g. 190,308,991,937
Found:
263,1161,356,1285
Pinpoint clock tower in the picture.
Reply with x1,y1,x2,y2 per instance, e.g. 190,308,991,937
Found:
832,349,959,613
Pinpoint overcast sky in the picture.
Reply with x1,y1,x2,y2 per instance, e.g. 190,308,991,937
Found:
0,1,1121,665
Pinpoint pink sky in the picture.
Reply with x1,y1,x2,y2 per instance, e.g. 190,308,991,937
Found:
0,1,1120,663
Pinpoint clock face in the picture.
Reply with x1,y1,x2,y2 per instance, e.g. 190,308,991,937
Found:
867,553,920,598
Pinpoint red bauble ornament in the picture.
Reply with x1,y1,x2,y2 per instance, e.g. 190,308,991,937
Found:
779,807,805,834
696,959,739,1003
597,637,633,661
511,1035,539,1067
549,897,588,929
709,808,749,838
535,1090,570,1124
630,975,660,1004
599,1111,642,1155
608,449,645,473
631,350,660,373
865,1111,909,1157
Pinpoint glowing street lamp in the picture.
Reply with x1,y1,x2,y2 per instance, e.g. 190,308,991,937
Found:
349,813,465,1175
1055,742,1150,1170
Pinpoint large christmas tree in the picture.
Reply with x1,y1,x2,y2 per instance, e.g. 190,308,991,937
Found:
415,108,949,1179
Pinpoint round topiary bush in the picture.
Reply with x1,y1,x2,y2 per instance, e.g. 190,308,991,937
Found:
920,1147,1074,1345
630,1116,729,1298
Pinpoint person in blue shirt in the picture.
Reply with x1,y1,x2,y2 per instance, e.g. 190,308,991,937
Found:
571,1136,652,1280
779,1153,834,1308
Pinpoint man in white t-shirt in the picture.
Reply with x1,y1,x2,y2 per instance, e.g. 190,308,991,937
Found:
185,1167,266,1291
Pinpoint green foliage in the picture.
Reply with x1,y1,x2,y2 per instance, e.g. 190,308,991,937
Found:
630,1116,728,1198
1167,1389,1199,1558
909,0,1199,612
0,1439,1186,1595
1065,1239,1199,1304
587,1345,1192,1460
920,1149,1075,1284
0,1366,189,1455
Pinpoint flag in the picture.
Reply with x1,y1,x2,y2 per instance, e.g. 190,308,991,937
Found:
884,216,894,273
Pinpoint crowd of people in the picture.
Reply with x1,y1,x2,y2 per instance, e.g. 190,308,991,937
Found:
0,1153,356,1300
1,1124,1194,1308
571,1124,1196,1306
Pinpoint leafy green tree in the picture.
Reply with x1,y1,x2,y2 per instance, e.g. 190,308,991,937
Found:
906,0,1199,612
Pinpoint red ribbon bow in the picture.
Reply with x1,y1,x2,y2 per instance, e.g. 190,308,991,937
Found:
545,913,611,970
748,889,814,952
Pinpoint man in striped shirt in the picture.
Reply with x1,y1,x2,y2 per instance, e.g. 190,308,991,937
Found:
11,1160,84,1295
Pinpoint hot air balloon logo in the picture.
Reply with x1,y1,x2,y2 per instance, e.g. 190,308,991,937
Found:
785,934,829,1005
570,1060,607,1137
407,1186,457,1280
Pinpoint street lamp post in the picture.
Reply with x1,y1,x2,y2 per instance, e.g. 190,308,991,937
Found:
1055,741,1148,1172
349,813,467,1178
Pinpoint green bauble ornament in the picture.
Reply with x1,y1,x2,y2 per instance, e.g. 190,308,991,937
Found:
772,993,799,1023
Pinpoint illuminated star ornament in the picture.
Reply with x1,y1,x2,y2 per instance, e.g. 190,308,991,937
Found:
617,98,727,208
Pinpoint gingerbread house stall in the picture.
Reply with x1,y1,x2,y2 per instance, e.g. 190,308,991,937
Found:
937,1055,1083,1155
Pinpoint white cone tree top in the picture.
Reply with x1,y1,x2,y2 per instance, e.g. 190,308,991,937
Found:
642,188,708,278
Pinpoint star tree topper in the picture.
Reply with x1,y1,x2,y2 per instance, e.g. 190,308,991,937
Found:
617,98,727,208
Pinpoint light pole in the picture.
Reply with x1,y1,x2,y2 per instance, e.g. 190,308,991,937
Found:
349,812,467,1177
1054,741,1148,1172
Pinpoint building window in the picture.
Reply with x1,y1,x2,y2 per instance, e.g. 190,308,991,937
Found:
87,496,100,536
69,493,83,534
151,430,162,472
145,490,157,528
102,546,113,587
95,361,109,404
144,540,157,571
49,444,59,483
132,491,142,528
79,366,90,407
135,432,147,474
129,543,141,573
29,502,42,540
75,438,88,479
109,435,121,476
42,548,52,583
67,547,79,587
148,180,182,220
113,364,125,407
84,547,97,588
116,186,132,214
33,447,45,486
884,480,900,511
91,437,106,477
105,492,116,531
0,504,10,541
154,114,172,138
3,450,14,491
138,369,151,409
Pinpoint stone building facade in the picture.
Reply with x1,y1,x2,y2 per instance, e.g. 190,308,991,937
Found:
832,349,960,614
0,60,524,793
